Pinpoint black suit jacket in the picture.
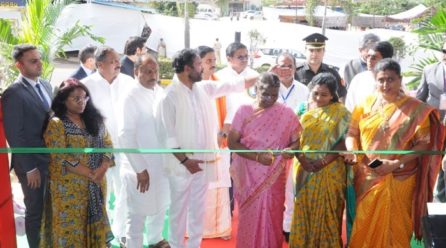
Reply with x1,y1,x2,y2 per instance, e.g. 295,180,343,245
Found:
1,76,52,174
120,56,135,78
70,66,88,80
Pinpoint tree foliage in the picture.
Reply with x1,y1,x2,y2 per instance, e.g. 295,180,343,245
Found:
149,2,178,16
0,0,104,89
405,6,446,89
305,0,318,26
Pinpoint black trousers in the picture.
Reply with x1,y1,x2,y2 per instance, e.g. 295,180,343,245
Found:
16,171,47,248
435,170,446,202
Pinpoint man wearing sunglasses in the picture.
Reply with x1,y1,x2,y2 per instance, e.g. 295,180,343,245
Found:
215,42,259,214
416,41,446,203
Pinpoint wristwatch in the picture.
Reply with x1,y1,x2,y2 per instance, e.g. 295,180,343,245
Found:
218,131,228,138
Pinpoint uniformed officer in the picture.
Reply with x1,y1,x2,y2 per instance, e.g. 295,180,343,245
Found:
295,33,347,101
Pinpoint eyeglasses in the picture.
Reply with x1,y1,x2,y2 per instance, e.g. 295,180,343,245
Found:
236,55,249,61
71,96,90,104
366,54,377,60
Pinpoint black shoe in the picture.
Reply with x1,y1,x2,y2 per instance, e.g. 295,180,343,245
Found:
283,231,290,243
119,237,126,248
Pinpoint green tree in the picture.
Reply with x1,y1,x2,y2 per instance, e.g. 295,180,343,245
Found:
0,0,103,89
261,0,279,7
176,1,197,17
216,0,230,16
405,6,446,89
388,36,406,60
306,0,318,26
248,29,266,68
149,2,178,16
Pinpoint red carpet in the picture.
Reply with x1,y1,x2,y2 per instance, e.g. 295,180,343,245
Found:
201,206,288,248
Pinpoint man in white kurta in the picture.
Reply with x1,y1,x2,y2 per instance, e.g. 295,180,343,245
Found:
214,43,259,216
197,46,232,239
215,42,259,126
271,53,309,239
345,41,394,112
118,55,170,248
159,49,256,248
81,46,136,244
345,70,376,111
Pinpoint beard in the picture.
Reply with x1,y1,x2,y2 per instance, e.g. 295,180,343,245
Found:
188,71,202,83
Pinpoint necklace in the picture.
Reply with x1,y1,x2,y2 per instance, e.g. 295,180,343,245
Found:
377,92,404,133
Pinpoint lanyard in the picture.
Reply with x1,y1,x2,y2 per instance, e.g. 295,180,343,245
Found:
281,84,295,103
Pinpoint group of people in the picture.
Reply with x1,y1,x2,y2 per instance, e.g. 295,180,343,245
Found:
1,31,446,248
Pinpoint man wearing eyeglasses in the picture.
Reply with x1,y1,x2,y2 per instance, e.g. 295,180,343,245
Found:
345,41,394,112
215,42,259,215
416,41,446,203
270,52,309,242
215,42,258,139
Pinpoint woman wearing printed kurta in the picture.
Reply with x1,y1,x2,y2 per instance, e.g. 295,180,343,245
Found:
228,72,300,248
344,59,444,247
289,72,351,247
40,79,114,247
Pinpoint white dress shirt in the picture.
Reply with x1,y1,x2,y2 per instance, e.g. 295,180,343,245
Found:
215,66,259,124
82,72,136,145
277,79,309,111
345,70,376,112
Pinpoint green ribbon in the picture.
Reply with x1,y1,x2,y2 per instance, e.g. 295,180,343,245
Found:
0,147,444,155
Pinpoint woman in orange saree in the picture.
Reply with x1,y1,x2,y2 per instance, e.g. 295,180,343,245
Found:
344,59,444,247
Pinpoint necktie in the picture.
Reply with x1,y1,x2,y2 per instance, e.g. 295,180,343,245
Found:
35,83,50,111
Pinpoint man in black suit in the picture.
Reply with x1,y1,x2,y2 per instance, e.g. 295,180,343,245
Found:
120,36,148,78
70,45,96,80
1,44,53,248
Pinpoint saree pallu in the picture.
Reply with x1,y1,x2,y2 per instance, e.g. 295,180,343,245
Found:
230,103,300,248
289,102,351,248
348,95,444,247
41,118,114,247
0,102,16,248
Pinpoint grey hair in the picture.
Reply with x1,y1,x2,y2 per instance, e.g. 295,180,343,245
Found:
359,33,380,50
256,72,280,90
95,46,116,65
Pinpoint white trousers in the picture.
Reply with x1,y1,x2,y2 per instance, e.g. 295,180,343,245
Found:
106,161,127,239
283,166,294,232
168,172,208,248
126,208,167,248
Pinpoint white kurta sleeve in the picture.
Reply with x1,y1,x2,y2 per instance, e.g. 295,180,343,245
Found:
345,76,358,112
118,96,148,173
159,93,179,148
200,77,246,98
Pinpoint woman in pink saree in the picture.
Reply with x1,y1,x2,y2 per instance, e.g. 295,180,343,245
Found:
228,72,301,248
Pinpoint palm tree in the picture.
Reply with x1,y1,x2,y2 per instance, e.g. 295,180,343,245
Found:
0,0,104,90
405,6,446,90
